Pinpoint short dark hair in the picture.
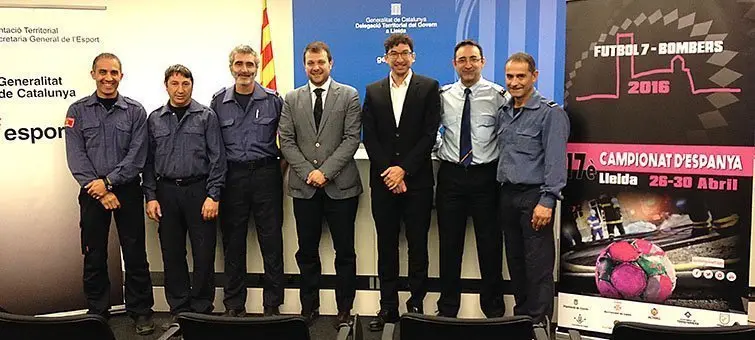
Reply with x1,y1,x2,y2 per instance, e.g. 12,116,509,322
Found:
454,40,484,58
384,33,414,53
303,41,332,62
506,52,537,73
91,53,122,71
164,64,193,83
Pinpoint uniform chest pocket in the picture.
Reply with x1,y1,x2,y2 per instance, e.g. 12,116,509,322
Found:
114,121,131,151
152,128,172,155
219,118,236,146
514,127,541,155
81,120,101,146
441,110,459,128
182,126,205,152
471,113,498,142
255,115,278,142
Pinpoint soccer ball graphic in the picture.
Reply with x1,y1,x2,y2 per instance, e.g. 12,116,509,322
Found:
595,239,677,302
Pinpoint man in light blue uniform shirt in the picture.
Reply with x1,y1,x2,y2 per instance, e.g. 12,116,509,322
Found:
497,52,569,336
435,40,508,318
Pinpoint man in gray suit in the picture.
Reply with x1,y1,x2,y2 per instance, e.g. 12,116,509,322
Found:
279,41,362,327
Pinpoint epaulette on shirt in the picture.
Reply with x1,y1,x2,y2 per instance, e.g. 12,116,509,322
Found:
546,100,559,108
71,96,90,106
122,96,141,107
439,84,453,94
263,87,279,97
212,88,226,101
488,82,510,102
498,88,508,98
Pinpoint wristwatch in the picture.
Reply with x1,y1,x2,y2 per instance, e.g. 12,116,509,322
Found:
105,177,113,191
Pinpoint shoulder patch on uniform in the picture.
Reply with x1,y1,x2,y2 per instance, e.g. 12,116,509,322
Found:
212,88,226,100
498,88,508,98
546,100,558,108
439,84,453,94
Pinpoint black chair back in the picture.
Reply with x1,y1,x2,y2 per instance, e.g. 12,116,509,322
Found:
0,311,115,340
352,314,363,340
612,321,755,340
177,312,311,340
399,313,534,339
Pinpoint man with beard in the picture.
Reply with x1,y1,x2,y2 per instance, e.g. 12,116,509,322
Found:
211,44,285,317
279,41,362,327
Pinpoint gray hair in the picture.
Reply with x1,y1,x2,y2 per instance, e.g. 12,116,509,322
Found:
228,44,260,67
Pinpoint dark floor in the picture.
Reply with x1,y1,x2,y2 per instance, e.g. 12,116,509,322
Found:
110,312,387,340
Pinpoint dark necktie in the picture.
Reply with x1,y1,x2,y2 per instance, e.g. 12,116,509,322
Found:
460,87,473,166
313,88,324,130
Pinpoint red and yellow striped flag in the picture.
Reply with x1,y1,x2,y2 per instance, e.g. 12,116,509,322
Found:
260,0,276,90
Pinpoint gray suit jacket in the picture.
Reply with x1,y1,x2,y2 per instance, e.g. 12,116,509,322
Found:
279,79,363,199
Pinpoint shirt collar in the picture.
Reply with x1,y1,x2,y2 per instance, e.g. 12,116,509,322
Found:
389,69,413,88
309,77,332,94
521,89,543,110
85,92,128,110
159,99,203,116
455,77,486,94
222,82,267,103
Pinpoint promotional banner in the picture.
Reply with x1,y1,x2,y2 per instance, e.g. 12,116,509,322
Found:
292,0,565,103
0,3,124,315
558,0,753,336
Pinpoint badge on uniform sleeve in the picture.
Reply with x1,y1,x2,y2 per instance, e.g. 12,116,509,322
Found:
64,117,75,128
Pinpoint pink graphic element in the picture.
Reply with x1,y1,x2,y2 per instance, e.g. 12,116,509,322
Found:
595,239,677,302
645,275,674,303
567,143,754,177
576,33,741,101
611,263,647,297
608,240,641,262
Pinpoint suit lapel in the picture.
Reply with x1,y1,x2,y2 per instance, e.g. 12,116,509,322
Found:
380,78,397,129
318,80,340,136
397,77,420,130
300,85,316,134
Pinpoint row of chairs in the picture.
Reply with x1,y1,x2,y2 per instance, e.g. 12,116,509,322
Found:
0,309,753,339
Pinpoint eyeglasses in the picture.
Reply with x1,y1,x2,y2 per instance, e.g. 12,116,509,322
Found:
386,50,413,59
455,57,482,65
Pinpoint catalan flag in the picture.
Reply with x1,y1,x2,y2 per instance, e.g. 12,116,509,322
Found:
260,0,276,90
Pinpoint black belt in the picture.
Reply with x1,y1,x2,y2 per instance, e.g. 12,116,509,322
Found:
440,160,497,169
229,157,278,170
500,182,541,191
158,175,207,186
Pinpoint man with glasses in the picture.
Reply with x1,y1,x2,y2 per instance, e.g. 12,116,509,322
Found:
435,40,508,318
362,33,440,331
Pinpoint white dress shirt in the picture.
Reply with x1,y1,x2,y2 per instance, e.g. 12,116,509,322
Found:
389,69,413,127
309,77,332,111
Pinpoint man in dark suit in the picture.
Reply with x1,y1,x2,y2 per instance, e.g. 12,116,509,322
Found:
279,41,363,327
362,33,441,331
